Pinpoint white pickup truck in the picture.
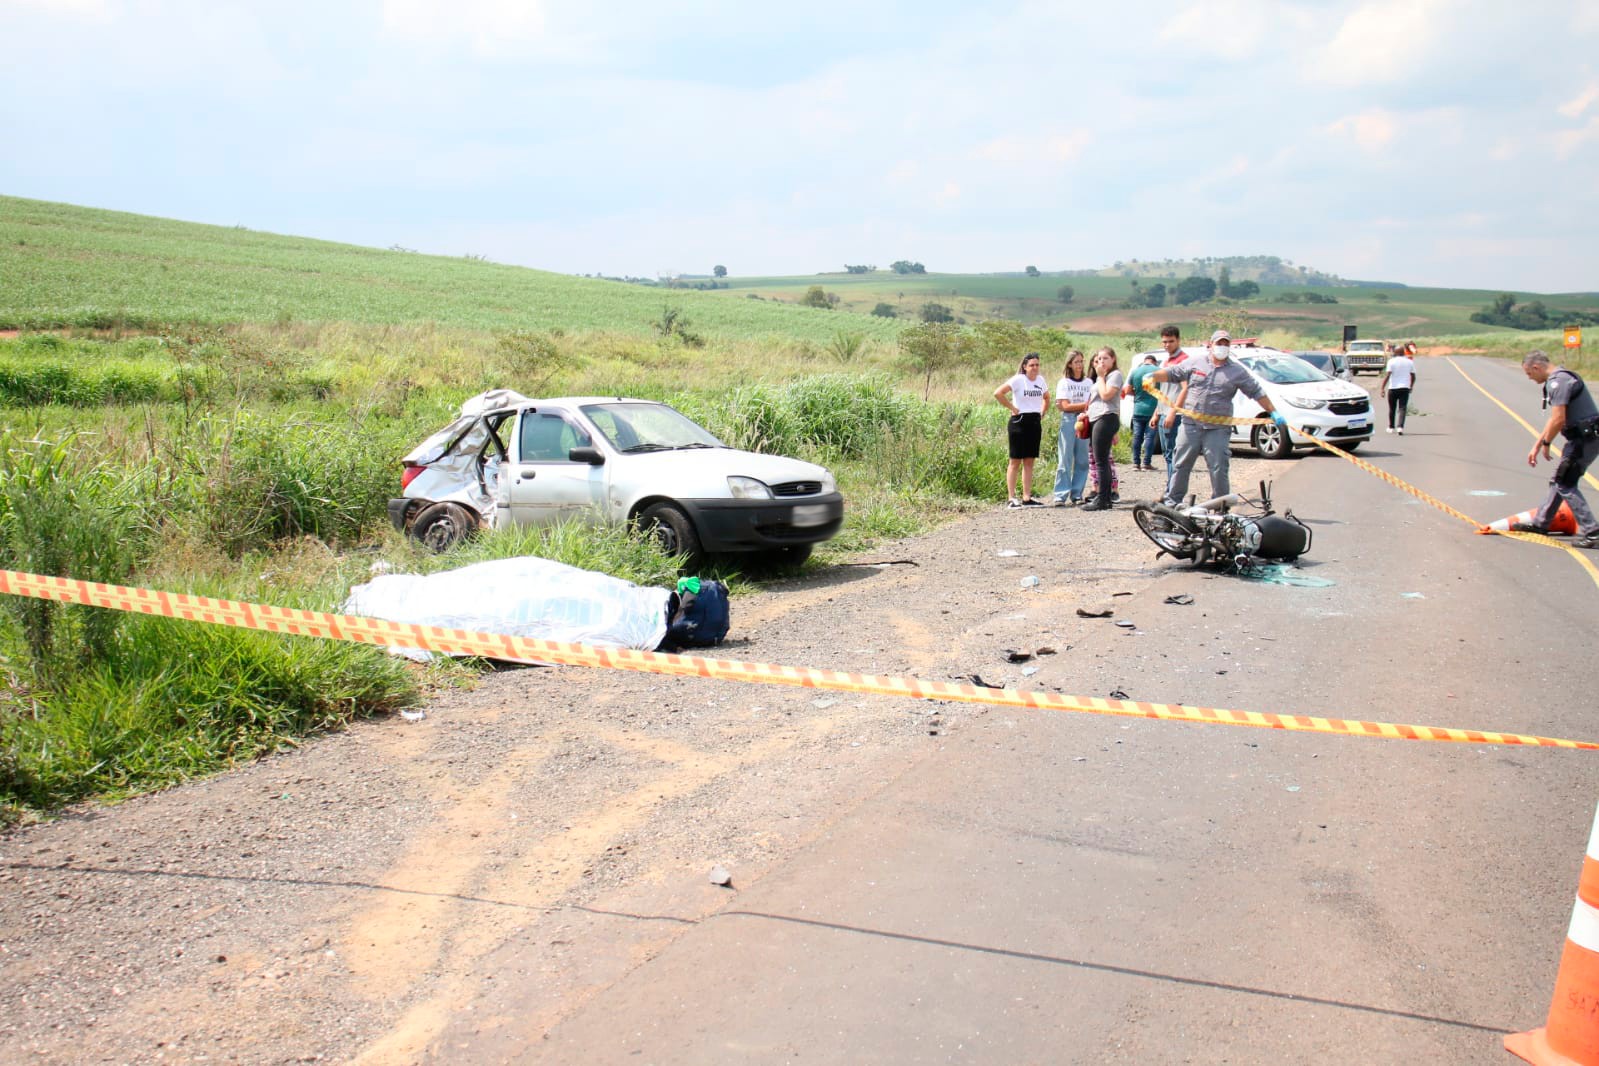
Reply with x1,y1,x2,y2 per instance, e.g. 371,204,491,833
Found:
1345,339,1389,375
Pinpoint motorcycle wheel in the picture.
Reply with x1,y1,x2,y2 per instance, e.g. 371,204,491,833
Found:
1132,501,1202,560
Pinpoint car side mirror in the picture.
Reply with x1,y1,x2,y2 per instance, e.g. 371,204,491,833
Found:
569,446,605,465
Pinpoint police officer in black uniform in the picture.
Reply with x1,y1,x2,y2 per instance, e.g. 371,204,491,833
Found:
1519,349,1599,549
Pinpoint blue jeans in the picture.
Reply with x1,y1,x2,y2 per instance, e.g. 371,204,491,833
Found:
1130,413,1156,467
1052,424,1089,502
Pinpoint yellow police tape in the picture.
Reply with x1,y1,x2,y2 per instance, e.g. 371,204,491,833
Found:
0,567,1593,750
1142,374,1599,591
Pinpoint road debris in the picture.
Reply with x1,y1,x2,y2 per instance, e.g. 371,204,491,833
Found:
1076,607,1112,619
709,865,733,887
1163,593,1195,606
1003,649,1034,663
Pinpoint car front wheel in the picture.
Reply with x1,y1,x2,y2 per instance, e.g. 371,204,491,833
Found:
1251,422,1294,460
640,502,704,568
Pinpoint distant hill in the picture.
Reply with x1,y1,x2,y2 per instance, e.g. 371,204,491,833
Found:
0,196,897,344
1060,255,1382,288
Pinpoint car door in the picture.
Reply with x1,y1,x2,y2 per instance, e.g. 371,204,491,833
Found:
500,408,607,527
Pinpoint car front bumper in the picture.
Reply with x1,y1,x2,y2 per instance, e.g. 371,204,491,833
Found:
1284,408,1375,446
680,493,845,552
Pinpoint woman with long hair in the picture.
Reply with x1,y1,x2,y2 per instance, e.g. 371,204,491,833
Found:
1052,350,1092,505
994,352,1050,507
1084,347,1122,511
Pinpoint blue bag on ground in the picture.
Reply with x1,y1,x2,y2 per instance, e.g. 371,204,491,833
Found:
663,577,730,648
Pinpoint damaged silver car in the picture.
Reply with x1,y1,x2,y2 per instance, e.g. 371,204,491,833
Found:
389,390,845,566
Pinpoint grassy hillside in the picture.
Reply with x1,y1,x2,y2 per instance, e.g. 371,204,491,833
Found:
715,270,1599,342
0,196,898,344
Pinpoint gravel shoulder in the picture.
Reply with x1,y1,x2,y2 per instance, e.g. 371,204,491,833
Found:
0,457,1278,1064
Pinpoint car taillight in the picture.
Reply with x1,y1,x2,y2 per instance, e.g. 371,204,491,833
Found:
400,463,424,491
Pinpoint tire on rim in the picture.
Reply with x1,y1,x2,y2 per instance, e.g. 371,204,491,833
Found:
639,502,704,568
1131,501,1202,559
412,501,477,553
1251,421,1294,460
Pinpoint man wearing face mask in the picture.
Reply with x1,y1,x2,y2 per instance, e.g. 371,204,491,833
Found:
1149,329,1287,506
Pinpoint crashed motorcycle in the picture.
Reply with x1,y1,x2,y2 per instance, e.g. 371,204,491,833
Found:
1132,482,1311,569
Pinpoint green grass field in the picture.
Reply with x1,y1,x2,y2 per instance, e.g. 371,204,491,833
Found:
0,196,898,344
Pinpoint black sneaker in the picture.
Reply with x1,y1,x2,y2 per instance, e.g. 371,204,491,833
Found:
1007,498,1022,509
1509,522,1551,534
1021,497,1044,507
1576,536,1599,549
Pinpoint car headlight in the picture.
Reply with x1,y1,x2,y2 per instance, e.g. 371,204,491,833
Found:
727,476,773,499
819,471,836,495
1283,395,1328,410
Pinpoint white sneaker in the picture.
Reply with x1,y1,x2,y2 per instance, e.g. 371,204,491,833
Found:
1385,427,1393,433
1397,428,1404,435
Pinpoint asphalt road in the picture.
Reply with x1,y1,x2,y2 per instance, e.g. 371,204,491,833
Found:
531,356,1599,1064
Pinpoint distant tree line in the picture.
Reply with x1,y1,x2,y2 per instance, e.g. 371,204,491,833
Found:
1471,294,1599,331
891,260,927,274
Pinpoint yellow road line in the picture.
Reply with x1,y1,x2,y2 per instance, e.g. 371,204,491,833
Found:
0,567,1591,750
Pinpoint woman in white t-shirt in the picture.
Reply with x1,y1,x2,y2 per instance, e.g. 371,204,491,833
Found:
1084,347,1123,511
994,352,1051,507
1052,350,1094,505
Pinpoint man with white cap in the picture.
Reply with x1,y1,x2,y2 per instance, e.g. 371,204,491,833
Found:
1149,329,1287,505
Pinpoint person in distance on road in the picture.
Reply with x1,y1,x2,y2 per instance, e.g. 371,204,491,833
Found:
1517,349,1599,548
995,352,1051,507
1380,342,1417,434
1052,349,1093,505
1083,347,1123,511
1151,329,1287,506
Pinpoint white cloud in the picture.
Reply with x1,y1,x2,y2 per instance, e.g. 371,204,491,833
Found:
1159,0,1272,60
1311,0,1448,85
1559,82,1599,119
971,131,1091,166
1556,115,1599,159
381,0,563,58
5,0,115,16
1328,109,1398,151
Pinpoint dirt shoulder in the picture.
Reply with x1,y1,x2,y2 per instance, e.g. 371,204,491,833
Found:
0,458,1276,1064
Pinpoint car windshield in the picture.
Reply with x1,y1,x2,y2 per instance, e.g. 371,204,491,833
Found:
1295,352,1332,371
581,402,724,452
1241,356,1330,384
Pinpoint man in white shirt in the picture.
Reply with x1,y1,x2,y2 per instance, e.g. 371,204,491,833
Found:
1380,343,1417,435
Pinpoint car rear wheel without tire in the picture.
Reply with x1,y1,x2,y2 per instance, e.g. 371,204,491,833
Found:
640,502,704,568
1131,501,1202,559
413,502,477,553
1251,422,1294,460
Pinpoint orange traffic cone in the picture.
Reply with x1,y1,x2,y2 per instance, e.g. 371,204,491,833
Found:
1478,502,1578,536
1506,803,1599,1064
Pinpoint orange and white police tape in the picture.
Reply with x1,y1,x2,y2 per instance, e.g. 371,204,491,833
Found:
1142,377,1599,591
0,566,1594,750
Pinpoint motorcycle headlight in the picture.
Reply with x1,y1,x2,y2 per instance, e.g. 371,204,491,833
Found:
727,476,773,499
1284,395,1328,410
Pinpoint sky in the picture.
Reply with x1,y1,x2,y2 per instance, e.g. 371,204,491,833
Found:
3,0,1598,293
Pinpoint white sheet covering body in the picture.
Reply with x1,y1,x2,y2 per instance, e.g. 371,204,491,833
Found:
343,556,670,660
